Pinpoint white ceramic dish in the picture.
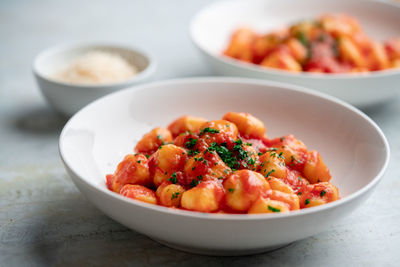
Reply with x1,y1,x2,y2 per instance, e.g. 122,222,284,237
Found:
33,43,156,116
59,77,389,256
190,0,400,107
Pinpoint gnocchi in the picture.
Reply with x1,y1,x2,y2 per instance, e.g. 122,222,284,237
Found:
106,112,339,214
224,14,400,73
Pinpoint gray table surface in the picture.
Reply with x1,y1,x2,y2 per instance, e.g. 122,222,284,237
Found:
1,0,399,266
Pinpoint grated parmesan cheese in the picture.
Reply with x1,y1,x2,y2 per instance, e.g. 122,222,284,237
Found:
53,50,138,85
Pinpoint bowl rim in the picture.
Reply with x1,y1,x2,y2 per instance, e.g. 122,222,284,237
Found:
59,77,390,220
32,41,157,88
189,0,400,80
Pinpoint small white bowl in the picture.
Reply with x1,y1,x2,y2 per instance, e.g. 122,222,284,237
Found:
59,77,389,256
190,0,400,107
33,43,156,116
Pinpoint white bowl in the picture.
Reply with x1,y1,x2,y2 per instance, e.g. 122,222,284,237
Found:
33,43,156,116
190,0,400,107
59,77,389,255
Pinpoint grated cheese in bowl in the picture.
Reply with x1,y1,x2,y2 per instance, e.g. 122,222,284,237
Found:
53,50,138,85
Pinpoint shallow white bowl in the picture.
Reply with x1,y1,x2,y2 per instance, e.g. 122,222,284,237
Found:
59,77,389,255
33,43,156,116
190,0,400,107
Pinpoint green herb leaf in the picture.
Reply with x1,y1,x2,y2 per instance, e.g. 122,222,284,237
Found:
297,31,309,47
185,138,198,149
199,127,220,135
190,179,201,188
168,172,178,184
265,169,275,178
171,192,180,200
234,139,243,145
268,205,281,212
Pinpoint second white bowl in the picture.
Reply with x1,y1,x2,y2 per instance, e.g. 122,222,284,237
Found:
190,0,400,107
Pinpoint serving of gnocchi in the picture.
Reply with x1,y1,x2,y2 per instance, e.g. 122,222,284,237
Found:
224,14,400,73
106,112,339,214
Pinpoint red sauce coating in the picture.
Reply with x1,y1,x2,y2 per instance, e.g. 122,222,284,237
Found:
223,14,400,73
106,112,339,214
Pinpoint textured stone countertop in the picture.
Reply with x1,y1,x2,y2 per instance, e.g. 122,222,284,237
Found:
1,0,399,266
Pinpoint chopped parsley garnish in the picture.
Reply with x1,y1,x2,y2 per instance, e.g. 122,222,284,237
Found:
157,134,162,140
228,188,235,193
232,139,256,167
199,127,220,135
137,160,141,163
320,190,326,197
234,139,243,145
265,169,275,178
197,175,203,180
192,166,196,170
268,205,281,212
305,199,310,205
246,142,252,146
258,152,263,156
297,192,302,195
171,192,180,200
188,149,199,156
168,172,178,184
207,142,240,170
277,152,285,160
185,138,198,149
297,31,309,47
247,158,256,165
190,179,201,188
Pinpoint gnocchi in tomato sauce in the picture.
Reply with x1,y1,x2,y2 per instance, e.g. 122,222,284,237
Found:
224,14,400,73
106,112,339,214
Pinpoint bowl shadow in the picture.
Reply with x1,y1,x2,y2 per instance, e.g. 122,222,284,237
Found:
11,107,69,135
